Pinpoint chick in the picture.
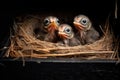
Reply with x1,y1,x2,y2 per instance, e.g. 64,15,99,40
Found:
37,16,60,43
57,24,81,46
73,14,100,45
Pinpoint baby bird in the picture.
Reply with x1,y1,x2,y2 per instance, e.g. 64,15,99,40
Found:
73,14,100,45
57,24,81,46
37,16,60,43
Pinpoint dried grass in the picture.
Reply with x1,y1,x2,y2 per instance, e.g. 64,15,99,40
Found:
4,15,119,60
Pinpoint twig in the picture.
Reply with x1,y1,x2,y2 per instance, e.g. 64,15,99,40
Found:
99,25,106,36
31,51,114,57
18,51,25,66
115,0,117,19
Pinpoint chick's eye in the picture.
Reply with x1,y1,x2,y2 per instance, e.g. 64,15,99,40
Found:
64,27,71,33
56,18,60,25
80,18,88,25
82,19,87,23
44,19,50,26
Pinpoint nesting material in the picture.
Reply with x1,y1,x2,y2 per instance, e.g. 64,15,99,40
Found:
4,15,118,60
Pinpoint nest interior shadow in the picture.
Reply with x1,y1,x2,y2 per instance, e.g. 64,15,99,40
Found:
0,0,119,60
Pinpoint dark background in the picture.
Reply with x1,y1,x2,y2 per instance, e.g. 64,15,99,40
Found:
0,0,120,80
0,0,119,44
0,59,120,80
0,0,119,45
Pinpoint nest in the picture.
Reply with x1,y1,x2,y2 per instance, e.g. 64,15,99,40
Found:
4,15,119,60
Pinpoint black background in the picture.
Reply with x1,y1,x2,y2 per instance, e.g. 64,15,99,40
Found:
0,59,120,80
0,0,120,80
0,0,119,43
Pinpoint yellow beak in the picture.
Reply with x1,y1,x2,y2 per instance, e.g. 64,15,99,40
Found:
58,31,68,39
47,22,58,32
73,22,84,30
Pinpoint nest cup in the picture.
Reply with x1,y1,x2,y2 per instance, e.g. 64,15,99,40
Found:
4,14,119,60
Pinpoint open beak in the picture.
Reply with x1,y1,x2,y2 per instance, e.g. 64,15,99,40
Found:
73,22,84,30
48,22,58,32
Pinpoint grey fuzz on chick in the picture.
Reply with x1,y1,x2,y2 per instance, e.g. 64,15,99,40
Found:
73,14,100,45
57,24,81,46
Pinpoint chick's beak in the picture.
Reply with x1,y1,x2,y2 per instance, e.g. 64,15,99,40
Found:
48,22,58,32
58,31,68,39
73,22,84,30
